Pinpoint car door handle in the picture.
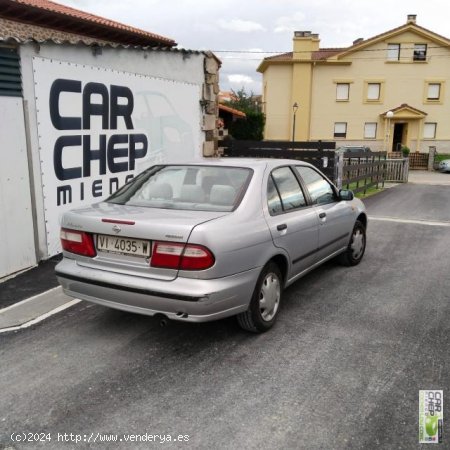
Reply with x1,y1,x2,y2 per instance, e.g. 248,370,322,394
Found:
277,224,287,231
319,212,327,219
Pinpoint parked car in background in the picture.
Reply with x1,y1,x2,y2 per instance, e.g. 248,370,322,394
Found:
438,159,450,173
336,146,372,154
56,159,367,333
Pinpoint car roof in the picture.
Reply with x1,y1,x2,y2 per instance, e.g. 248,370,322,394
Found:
161,158,317,170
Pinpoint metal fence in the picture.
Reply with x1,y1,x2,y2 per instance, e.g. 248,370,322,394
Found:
221,140,409,190
221,140,336,180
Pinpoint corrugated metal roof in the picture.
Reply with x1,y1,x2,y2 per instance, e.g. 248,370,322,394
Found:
0,35,201,54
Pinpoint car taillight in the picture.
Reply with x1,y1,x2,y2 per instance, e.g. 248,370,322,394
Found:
60,228,96,257
151,241,215,270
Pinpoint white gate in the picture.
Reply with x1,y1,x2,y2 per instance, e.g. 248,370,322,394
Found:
0,97,36,278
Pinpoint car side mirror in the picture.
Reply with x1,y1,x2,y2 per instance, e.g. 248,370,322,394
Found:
339,189,354,201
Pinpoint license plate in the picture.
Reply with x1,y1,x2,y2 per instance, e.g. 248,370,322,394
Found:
97,235,151,257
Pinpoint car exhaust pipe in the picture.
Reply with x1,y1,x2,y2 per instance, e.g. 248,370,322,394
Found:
154,313,169,327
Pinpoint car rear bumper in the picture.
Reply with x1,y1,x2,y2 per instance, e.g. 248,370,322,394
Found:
56,258,260,322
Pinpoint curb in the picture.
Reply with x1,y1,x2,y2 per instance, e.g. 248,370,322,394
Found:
0,286,79,332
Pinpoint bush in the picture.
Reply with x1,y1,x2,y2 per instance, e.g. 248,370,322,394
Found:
401,145,410,156
229,111,265,140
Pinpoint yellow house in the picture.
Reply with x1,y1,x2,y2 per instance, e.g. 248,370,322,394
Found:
258,15,450,153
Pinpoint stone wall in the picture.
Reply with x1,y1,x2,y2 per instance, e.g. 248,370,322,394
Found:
0,17,113,46
202,51,220,157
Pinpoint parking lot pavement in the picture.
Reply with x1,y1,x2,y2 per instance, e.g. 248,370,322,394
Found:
1,184,449,450
364,183,450,223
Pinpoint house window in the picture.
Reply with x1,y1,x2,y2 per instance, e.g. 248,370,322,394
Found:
336,83,350,101
364,122,377,139
414,44,427,61
387,44,400,61
367,83,381,100
427,83,441,100
334,122,347,138
423,123,436,139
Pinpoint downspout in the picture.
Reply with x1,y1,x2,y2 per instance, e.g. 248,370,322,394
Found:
308,61,315,140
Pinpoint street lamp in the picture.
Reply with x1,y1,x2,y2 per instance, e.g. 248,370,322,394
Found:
385,110,394,152
292,102,299,142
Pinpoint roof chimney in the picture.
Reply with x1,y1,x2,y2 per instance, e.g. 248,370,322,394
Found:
407,14,417,24
293,31,320,60
294,31,312,38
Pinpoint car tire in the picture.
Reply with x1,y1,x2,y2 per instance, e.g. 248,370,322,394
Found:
237,262,283,333
338,220,366,266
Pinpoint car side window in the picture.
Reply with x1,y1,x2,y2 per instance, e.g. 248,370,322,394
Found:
268,167,306,214
267,176,283,214
295,166,336,205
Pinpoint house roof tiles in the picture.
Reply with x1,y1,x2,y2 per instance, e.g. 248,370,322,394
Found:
219,104,246,118
259,19,450,70
262,48,345,63
0,0,176,47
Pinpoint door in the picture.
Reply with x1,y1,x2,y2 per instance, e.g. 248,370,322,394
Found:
393,123,406,151
0,97,36,278
294,166,354,261
264,166,319,278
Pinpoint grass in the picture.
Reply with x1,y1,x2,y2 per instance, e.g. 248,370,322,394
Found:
342,181,385,199
434,154,450,162
355,186,384,199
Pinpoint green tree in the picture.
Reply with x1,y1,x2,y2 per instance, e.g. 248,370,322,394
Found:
227,88,259,114
226,88,265,140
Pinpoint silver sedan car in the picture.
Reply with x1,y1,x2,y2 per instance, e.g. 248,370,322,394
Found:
56,159,367,332
438,159,450,172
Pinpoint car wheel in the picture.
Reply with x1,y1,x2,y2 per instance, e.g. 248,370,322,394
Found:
338,220,366,266
237,262,283,333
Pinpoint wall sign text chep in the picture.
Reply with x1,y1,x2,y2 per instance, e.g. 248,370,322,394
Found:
50,79,148,205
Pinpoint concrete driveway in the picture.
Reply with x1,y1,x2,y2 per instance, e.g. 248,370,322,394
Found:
1,183,449,450
408,169,450,185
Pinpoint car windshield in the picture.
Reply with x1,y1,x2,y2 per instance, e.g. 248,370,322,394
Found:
106,165,252,212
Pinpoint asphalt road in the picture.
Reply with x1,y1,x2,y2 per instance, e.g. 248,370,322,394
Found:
1,184,449,450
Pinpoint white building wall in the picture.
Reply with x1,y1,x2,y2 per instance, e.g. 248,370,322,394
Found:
19,42,207,259
0,97,36,277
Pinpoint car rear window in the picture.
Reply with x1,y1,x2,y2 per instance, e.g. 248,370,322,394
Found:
106,165,252,212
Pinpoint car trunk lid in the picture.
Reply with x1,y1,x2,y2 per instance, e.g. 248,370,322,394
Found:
61,202,226,280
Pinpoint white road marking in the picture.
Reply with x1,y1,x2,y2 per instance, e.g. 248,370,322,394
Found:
0,299,80,334
0,286,62,314
369,216,450,227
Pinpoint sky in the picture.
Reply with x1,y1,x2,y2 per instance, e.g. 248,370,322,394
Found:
60,0,450,94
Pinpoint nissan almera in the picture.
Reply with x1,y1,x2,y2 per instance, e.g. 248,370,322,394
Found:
56,159,367,332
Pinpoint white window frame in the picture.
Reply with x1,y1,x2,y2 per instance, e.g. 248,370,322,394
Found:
336,83,350,101
423,122,437,139
334,122,347,138
364,122,377,139
387,43,400,61
427,83,441,100
367,83,381,101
